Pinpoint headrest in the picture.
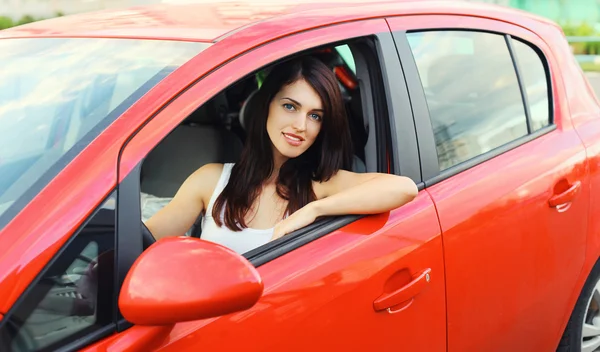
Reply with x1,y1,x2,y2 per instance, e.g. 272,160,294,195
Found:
239,89,259,130
186,92,229,125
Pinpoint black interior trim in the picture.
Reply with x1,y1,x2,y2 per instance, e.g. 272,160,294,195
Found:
364,42,393,174
374,31,421,182
245,215,362,267
391,30,440,182
115,162,143,331
424,124,556,187
506,35,533,134
347,40,379,173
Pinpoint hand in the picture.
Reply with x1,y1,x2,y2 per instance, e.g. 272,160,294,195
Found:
271,203,320,241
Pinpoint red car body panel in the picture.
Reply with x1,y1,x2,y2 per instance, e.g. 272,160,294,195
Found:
389,14,591,351
84,198,446,352
0,0,599,351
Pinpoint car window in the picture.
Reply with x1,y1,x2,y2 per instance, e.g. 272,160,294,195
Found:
511,38,551,131
335,44,356,73
0,38,208,231
137,38,387,252
0,192,116,352
407,31,529,171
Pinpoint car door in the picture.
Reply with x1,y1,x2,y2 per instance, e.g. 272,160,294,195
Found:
388,15,589,351
84,19,447,352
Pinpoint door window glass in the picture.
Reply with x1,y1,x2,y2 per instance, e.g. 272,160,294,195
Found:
511,38,551,131
407,31,528,170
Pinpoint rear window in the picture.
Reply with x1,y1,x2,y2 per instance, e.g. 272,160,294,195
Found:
0,38,208,229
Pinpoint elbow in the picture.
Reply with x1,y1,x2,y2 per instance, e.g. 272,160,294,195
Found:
398,176,418,202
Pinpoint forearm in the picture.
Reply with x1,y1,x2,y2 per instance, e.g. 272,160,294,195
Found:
311,175,418,217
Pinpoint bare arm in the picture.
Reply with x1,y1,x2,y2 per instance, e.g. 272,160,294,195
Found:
312,170,419,216
272,171,418,239
145,163,223,241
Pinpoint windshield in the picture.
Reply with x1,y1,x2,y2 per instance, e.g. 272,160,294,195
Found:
0,38,208,228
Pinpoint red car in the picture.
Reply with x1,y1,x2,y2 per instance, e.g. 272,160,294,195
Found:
0,1,599,351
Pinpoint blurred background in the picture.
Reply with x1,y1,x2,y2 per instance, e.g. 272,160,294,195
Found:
478,0,600,71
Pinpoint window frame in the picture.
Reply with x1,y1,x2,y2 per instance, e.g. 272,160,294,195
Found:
0,190,118,352
389,17,556,187
509,35,555,131
234,32,418,264
116,20,419,277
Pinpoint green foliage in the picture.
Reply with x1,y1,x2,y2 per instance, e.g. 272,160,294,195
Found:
580,62,600,72
561,22,600,55
0,16,14,30
16,15,36,26
0,13,56,30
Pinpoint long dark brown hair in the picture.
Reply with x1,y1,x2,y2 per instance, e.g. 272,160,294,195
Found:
213,56,353,231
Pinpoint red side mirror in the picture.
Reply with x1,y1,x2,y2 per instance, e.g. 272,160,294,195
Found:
119,237,263,326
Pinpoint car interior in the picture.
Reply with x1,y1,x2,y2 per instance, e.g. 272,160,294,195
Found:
140,39,383,242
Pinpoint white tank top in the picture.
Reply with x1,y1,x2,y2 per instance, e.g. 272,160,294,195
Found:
200,163,274,254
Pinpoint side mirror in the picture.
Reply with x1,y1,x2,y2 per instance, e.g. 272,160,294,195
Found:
119,237,263,326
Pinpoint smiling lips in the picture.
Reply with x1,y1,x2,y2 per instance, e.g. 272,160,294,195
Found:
282,132,304,146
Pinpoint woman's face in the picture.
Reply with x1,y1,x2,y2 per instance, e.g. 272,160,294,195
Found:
266,78,323,163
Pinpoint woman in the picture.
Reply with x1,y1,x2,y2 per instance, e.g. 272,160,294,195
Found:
146,56,418,254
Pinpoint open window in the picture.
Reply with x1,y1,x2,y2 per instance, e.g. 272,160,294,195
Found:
138,36,392,256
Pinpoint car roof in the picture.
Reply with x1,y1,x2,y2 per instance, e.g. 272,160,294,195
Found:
0,0,557,43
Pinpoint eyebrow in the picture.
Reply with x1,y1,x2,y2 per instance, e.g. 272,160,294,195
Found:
281,97,323,112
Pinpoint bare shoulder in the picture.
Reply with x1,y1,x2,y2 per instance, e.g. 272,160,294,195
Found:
188,163,224,184
178,163,224,204
145,163,225,239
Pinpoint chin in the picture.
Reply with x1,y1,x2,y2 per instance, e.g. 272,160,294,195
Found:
282,150,304,159
276,145,305,159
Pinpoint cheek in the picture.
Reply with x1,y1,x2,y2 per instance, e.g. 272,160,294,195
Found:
306,123,322,144
266,107,286,130
266,108,281,135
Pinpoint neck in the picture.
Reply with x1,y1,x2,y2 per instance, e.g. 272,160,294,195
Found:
270,150,288,184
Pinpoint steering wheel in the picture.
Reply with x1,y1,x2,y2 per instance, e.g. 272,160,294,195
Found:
141,218,202,249
3,318,37,352
142,222,156,249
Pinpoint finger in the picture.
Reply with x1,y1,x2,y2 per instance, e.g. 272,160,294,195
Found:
271,229,283,241
273,227,288,240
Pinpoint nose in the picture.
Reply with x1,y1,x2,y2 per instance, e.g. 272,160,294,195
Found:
291,114,307,132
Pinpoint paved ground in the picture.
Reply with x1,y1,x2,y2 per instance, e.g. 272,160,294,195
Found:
586,72,600,98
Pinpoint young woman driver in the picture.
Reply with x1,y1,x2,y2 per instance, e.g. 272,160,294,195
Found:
146,56,418,254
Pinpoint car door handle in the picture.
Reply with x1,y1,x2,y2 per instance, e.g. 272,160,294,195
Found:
373,268,431,312
548,180,581,208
